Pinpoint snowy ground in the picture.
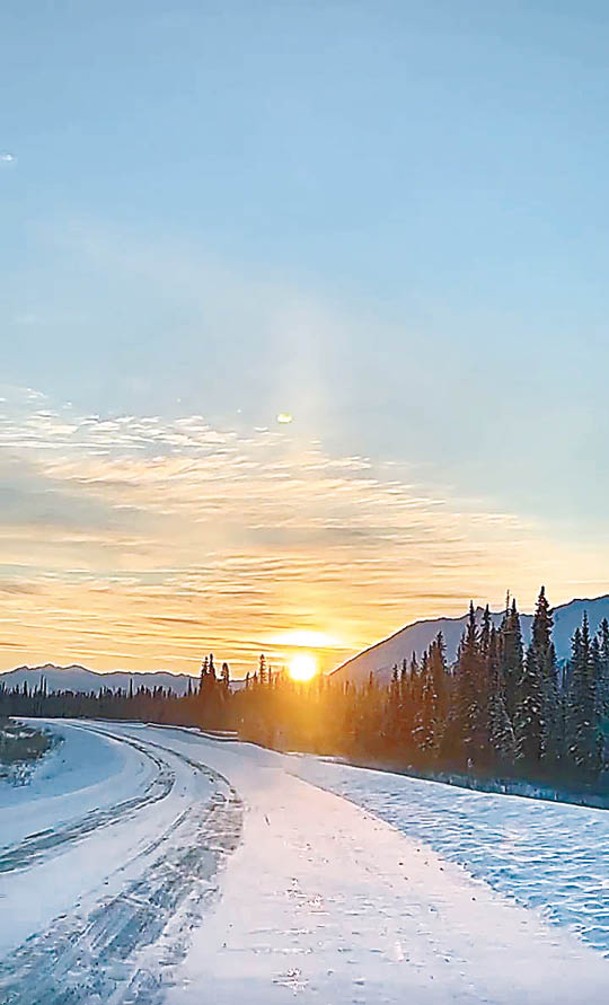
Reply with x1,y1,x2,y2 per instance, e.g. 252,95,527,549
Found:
0,721,608,1003
293,757,609,957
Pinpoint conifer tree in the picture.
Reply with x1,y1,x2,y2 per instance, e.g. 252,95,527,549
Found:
500,597,524,726
476,605,494,765
425,632,449,755
445,603,482,769
392,656,414,756
597,618,609,721
511,588,552,769
384,664,402,753
514,643,545,769
531,586,559,764
488,625,516,768
566,615,599,776
199,656,209,694
413,650,435,755
258,654,267,686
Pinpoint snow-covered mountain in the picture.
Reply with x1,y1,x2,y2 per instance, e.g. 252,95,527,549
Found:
0,663,197,696
332,594,609,686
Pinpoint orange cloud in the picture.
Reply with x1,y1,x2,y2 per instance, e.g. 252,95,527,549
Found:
1,392,608,676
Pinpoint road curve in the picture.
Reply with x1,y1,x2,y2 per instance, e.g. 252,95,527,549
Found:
0,720,242,1005
1,720,609,1004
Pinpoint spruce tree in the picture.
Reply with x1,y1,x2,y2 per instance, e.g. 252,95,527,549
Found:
199,656,209,694
597,619,609,721
488,624,516,769
429,633,448,751
449,603,483,770
413,650,435,755
514,643,545,770
566,614,599,777
397,654,419,758
412,638,447,761
259,654,267,686
476,605,493,765
499,597,524,727
384,664,402,754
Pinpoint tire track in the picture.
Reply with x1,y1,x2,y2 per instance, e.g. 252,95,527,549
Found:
0,726,243,1005
0,728,174,875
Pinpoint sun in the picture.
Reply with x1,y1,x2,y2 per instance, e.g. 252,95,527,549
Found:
288,652,318,683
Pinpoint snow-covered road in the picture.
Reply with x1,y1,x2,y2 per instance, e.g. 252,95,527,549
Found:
0,721,241,1003
1,721,608,1003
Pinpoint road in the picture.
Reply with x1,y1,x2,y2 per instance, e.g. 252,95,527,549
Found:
0,720,608,1004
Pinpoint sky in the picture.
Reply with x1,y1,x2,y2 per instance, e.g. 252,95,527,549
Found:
2,1,609,676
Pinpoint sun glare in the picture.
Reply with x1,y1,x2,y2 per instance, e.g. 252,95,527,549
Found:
271,629,341,649
288,652,318,682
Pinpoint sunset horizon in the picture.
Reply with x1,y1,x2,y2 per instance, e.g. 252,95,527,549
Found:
3,381,609,678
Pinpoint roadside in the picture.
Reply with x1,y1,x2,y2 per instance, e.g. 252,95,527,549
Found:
0,718,58,786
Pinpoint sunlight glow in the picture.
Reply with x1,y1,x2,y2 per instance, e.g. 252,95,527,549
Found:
288,652,318,682
271,629,341,649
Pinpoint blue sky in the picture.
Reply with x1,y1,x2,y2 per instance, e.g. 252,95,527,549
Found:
2,2,609,671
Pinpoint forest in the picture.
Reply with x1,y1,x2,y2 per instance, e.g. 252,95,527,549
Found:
2,588,609,795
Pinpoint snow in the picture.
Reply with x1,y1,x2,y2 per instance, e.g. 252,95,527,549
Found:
0,720,222,971
291,756,609,956
1,720,609,1003
0,721,157,847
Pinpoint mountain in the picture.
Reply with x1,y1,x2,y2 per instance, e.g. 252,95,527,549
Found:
0,664,198,696
332,594,609,686
5,594,609,694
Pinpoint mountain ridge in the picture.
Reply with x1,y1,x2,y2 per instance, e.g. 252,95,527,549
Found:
4,592,609,694
332,593,609,686
0,663,198,696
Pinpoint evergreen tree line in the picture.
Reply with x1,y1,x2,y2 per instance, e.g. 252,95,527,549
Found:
2,588,609,793
383,588,609,785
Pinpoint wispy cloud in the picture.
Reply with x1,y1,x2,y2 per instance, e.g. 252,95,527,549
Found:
0,388,607,675
0,153,15,163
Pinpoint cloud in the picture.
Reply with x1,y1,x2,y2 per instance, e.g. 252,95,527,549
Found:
1,389,608,675
0,153,15,163
0,459,143,534
0,581,40,596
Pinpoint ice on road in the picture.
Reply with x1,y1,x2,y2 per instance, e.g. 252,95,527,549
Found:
1,721,608,1004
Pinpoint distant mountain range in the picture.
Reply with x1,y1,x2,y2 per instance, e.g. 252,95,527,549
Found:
0,664,198,696
332,594,609,686
4,594,609,695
